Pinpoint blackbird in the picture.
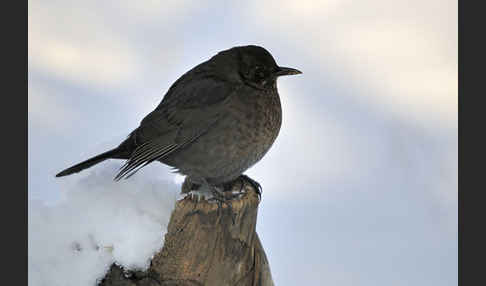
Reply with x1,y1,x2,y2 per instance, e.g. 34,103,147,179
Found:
56,45,301,199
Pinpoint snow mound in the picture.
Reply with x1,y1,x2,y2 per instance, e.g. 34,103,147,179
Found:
29,163,179,286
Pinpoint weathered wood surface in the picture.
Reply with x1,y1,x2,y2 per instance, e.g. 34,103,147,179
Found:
99,181,274,286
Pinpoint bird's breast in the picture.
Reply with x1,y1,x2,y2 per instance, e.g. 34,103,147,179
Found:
227,89,282,162
163,88,283,184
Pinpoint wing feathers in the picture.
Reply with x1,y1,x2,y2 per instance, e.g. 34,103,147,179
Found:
114,142,179,181
113,75,238,181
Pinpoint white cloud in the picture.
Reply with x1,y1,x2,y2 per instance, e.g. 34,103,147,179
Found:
331,22,457,124
28,0,200,88
28,1,140,87
246,0,457,127
28,35,141,87
28,81,81,132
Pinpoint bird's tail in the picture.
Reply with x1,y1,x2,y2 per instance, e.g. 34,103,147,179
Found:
55,148,122,177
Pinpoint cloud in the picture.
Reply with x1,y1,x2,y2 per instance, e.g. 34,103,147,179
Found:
28,0,201,89
245,0,457,127
28,1,141,87
247,82,457,217
28,83,71,132
331,22,457,124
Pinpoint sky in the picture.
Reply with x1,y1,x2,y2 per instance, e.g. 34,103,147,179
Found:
28,0,457,285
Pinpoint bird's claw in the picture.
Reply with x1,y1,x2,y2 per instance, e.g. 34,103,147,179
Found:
239,175,262,199
204,176,262,224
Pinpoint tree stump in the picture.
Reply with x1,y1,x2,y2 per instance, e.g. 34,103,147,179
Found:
99,179,274,286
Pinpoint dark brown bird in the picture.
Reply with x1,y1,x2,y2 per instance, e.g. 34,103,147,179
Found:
56,45,301,198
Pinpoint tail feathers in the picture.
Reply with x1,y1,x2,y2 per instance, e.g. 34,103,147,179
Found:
55,148,121,177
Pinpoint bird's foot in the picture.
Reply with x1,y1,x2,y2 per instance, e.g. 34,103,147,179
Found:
181,176,202,194
237,175,262,199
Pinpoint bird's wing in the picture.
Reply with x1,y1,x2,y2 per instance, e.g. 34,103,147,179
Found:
114,75,241,180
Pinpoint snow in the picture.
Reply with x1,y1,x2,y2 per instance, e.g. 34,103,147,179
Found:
28,162,179,286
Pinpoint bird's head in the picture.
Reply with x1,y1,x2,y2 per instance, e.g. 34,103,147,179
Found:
212,45,302,90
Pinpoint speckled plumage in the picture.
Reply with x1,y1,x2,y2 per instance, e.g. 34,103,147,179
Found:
163,84,283,186
56,45,301,190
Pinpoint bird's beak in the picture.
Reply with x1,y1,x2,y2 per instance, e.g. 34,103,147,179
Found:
274,66,302,77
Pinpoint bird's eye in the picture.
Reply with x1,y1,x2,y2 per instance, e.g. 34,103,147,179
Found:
254,66,265,79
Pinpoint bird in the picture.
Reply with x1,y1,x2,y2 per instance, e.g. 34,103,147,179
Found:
56,45,301,200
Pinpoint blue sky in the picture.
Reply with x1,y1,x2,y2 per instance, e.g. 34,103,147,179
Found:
28,1,457,285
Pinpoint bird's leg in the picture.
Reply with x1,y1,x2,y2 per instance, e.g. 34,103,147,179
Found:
202,180,237,224
181,177,201,194
238,174,262,199
203,179,225,203
221,179,246,199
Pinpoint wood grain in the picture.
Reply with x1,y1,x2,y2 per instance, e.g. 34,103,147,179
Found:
99,180,274,286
